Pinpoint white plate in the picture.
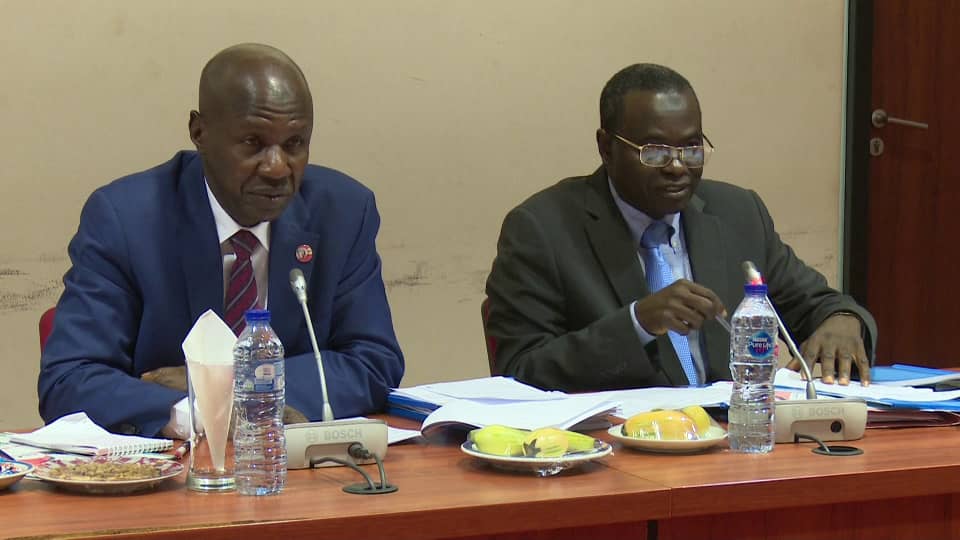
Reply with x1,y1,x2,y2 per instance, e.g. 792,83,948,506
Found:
33,456,183,495
608,424,728,454
0,461,34,490
460,441,613,476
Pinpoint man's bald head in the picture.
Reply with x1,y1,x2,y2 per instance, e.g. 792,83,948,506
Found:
189,44,314,227
198,43,313,121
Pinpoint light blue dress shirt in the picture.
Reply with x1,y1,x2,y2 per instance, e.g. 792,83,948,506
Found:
608,178,706,383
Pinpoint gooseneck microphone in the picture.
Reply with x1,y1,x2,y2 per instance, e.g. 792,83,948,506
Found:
740,261,867,445
289,268,334,422
741,261,816,400
283,268,393,490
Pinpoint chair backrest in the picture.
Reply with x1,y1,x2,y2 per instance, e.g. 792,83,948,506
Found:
39,307,56,354
480,297,499,376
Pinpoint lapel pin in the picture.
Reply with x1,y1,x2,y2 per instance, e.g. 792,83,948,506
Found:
295,244,313,263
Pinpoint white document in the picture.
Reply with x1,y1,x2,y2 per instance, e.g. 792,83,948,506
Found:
339,416,422,445
419,376,567,401
577,382,734,418
420,395,617,436
775,368,960,403
392,376,566,407
387,426,422,445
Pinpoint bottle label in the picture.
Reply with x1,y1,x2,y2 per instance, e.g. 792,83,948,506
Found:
252,361,285,392
747,331,775,359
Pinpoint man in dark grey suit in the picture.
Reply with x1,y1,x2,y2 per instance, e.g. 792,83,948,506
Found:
484,64,875,392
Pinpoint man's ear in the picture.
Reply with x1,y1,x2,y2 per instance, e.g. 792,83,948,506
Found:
188,110,204,149
596,128,613,167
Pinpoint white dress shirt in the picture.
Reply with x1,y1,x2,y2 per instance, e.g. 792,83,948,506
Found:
164,181,273,438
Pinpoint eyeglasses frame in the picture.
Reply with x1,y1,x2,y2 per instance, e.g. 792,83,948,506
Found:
612,132,715,169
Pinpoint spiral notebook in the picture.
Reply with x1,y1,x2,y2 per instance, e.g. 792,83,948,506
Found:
11,412,173,456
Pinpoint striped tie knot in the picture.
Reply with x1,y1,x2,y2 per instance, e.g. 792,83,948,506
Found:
230,230,258,260
640,220,674,249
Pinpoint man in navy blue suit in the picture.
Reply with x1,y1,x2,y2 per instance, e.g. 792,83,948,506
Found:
38,43,404,437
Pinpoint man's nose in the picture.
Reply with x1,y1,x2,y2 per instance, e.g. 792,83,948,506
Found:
661,154,687,177
258,145,292,180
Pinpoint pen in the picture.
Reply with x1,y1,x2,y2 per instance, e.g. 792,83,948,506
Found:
715,314,732,333
173,441,191,461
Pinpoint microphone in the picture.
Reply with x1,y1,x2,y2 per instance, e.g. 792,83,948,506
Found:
739,261,866,444
289,268,333,422
283,269,392,492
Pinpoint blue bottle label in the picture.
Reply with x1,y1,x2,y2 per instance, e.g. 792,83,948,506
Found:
747,331,775,359
252,360,285,392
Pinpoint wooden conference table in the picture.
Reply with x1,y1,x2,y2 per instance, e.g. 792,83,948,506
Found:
3,417,960,540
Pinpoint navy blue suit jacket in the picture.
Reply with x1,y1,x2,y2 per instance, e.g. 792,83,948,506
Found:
39,151,404,436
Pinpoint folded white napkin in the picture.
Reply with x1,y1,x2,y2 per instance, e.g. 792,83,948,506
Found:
181,309,236,471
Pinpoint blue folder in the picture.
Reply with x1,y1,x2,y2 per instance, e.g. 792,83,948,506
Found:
847,363,960,411
385,393,443,422
870,364,958,384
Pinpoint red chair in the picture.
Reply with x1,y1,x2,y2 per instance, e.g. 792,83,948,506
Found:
39,307,56,353
480,297,499,376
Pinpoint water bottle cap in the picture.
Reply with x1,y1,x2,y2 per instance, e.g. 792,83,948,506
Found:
744,283,768,295
243,309,271,323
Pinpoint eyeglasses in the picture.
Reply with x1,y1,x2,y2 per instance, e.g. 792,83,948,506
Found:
612,133,715,169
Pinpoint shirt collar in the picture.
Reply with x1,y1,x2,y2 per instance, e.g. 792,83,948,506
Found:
205,180,271,251
607,176,680,247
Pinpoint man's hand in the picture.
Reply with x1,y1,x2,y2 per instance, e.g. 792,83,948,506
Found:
635,279,726,336
141,366,188,392
791,313,869,386
283,406,309,424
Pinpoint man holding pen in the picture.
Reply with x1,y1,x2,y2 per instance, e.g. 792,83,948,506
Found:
484,63,876,392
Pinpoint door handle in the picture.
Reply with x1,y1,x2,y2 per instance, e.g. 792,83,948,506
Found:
872,109,929,129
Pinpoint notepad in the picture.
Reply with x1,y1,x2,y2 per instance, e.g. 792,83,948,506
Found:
11,412,173,456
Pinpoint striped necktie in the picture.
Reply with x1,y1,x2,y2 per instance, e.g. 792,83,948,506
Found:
640,221,699,386
224,230,260,335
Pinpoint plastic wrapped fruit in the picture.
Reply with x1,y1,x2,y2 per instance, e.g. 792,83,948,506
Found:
622,409,700,441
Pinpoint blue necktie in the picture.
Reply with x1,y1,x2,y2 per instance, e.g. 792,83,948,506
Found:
640,221,699,386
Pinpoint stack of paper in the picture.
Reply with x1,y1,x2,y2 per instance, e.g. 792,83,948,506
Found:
392,376,740,437
574,382,733,419
420,394,618,437
775,368,960,411
387,376,567,421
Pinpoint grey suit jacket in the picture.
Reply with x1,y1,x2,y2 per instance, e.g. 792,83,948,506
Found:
484,166,877,392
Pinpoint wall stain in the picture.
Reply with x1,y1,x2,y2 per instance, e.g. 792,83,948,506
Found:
0,259,65,312
112,11,126,36
386,261,429,290
0,279,61,312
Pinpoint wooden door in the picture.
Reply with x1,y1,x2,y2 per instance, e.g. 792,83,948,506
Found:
865,0,960,367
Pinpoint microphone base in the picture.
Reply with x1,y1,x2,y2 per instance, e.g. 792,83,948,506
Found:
343,482,398,495
774,398,867,443
285,418,389,469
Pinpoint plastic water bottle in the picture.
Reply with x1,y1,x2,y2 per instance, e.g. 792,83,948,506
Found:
233,309,287,495
728,284,777,453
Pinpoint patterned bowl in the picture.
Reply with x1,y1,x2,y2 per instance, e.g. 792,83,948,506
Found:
0,460,35,490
